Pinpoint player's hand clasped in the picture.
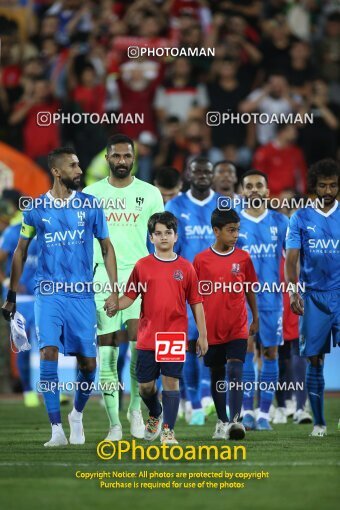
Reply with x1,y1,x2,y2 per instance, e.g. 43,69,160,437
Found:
104,293,119,317
290,292,304,316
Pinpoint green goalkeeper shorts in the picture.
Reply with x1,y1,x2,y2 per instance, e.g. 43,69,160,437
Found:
93,264,141,335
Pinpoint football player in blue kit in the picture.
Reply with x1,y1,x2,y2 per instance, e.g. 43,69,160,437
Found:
237,170,289,431
2,147,118,447
285,159,340,437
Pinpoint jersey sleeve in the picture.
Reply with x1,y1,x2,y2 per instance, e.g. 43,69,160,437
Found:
124,263,140,301
244,255,258,285
149,187,164,216
20,210,36,239
93,207,109,240
280,214,289,251
0,227,16,253
286,212,301,249
185,263,203,305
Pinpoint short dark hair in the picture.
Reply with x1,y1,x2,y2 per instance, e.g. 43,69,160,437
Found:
154,167,181,189
213,160,236,173
189,156,213,169
241,169,268,186
211,208,240,229
47,147,76,170
308,158,340,192
148,211,178,235
106,134,134,153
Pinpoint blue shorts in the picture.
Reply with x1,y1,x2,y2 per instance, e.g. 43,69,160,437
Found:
204,339,247,367
248,307,283,348
300,290,340,357
34,294,97,357
136,349,183,383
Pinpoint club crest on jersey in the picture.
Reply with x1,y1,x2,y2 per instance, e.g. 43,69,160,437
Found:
173,269,184,281
77,211,85,226
136,197,144,211
270,226,278,240
231,263,240,274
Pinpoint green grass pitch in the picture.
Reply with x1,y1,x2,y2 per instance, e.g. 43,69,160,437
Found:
0,396,339,510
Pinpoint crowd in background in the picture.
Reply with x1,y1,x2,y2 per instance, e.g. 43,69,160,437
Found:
0,0,339,196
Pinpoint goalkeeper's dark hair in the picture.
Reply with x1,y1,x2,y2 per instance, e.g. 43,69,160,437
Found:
106,134,134,153
308,158,340,192
47,147,76,170
148,211,178,235
211,208,240,229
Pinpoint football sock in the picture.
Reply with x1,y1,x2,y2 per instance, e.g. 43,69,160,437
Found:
226,361,243,422
17,350,32,392
201,363,212,399
184,351,201,409
162,390,180,429
179,378,187,401
40,359,61,424
74,368,96,412
243,352,255,412
306,364,325,426
128,341,141,412
276,357,289,408
141,390,162,418
293,354,307,410
260,358,278,415
210,366,228,422
99,346,121,427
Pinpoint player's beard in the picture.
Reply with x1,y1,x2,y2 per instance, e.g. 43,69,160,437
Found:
109,162,133,179
61,176,81,190
317,193,337,206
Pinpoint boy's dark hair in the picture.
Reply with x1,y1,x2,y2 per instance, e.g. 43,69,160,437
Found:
106,134,134,153
154,167,181,189
148,211,178,235
308,158,340,192
211,208,240,229
241,169,268,186
47,147,76,170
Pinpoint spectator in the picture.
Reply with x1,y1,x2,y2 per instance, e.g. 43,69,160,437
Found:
252,124,307,196
8,76,60,169
240,73,302,145
154,57,208,122
299,79,339,166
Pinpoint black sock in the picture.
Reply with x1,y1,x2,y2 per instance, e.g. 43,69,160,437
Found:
226,361,243,422
210,365,228,422
140,391,162,418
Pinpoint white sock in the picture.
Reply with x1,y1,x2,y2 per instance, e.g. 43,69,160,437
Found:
258,411,269,420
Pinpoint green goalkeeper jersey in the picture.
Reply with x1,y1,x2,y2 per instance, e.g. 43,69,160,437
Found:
83,177,164,272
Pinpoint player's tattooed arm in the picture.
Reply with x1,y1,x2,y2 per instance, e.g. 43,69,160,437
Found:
285,248,304,316
1,237,31,321
245,289,259,336
99,237,119,316
190,303,208,357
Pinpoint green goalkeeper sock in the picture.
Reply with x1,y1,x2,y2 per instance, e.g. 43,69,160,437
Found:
128,341,141,413
99,346,121,427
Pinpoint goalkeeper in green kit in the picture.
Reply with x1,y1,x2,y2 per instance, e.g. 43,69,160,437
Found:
83,134,164,440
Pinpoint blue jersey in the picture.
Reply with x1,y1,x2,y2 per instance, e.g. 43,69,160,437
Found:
237,209,289,310
165,190,220,262
20,191,109,296
286,201,340,291
0,222,38,296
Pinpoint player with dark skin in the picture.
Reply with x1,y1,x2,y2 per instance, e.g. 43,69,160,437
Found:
213,160,238,197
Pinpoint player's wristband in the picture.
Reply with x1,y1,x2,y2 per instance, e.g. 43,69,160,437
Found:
288,284,298,297
7,290,16,303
